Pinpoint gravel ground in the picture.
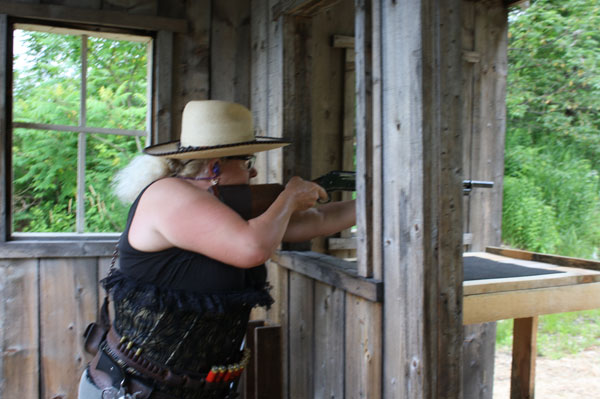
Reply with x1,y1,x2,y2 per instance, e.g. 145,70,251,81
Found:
493,347,600,398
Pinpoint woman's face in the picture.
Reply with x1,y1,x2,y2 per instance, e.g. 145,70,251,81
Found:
216,155,257,185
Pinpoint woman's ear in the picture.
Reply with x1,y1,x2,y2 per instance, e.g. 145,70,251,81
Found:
208,158,221,176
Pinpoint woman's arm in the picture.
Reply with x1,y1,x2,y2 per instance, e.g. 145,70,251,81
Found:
130,177,327,268
282,199,356,242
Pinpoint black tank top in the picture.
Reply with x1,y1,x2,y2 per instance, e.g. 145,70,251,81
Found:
116,182,266,293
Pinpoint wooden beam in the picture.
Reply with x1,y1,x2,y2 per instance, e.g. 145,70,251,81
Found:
0,240,117,258
0,1,187,32
379,0,464,397
272,251,383,302
511,317,538,399
332,34,354,48
272,0,342,19
486,246,600,272
0,14,9,242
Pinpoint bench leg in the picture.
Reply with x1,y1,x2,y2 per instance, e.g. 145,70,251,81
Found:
510,316,538,399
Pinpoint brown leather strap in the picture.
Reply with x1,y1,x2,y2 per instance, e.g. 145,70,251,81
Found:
88,350,177,399
105,327,206,390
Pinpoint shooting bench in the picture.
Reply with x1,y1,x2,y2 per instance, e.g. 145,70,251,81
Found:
464,248,600,399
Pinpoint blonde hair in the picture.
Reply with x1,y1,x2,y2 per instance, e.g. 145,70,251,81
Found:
113,155,212,203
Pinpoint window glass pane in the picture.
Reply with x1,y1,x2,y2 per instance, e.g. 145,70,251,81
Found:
13,128,78,232
13,30,81,126
86,37,148,131
84,134,141,233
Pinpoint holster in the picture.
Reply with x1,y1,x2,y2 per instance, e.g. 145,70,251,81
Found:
83,296,111,355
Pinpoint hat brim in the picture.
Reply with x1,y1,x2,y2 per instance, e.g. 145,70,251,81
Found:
143,137,291,160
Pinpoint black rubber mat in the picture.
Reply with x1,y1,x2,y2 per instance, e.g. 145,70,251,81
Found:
464,256,564,281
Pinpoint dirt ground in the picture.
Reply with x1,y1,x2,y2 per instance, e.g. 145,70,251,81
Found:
493,347,600,398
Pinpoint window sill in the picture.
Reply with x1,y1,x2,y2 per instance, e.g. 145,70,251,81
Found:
271,250,383,302
0,236,119,258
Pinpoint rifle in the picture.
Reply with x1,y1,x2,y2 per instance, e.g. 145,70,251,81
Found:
218,171,494,218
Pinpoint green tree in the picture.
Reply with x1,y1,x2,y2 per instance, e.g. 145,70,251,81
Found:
12,30,147,233
504,0,600,259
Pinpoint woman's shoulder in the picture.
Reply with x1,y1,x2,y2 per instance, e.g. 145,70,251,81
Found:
143,177,213,201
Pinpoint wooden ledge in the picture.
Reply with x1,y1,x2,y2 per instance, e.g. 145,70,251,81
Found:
0,239,117,258
0,1,188,33
271,251,383,302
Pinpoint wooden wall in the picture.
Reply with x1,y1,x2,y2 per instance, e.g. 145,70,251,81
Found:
0,250,114,398
461,1,508,398
268,252,383,399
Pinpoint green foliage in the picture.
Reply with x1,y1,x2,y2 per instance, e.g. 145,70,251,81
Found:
497,309,600,359
503,0,600,259
12,30,147,233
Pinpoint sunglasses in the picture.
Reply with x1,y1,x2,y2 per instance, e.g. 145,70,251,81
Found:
224,155,256,170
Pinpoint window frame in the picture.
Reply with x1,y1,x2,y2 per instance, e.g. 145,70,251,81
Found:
12,23,152,235
0,11,180,250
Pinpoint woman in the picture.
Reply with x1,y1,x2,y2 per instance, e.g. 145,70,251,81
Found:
79,100,355,399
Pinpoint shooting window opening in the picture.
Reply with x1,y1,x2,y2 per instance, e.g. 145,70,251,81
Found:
11,23,152,237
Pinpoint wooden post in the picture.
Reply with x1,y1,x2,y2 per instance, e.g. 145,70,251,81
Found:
511,317,538,399
377,0,464,397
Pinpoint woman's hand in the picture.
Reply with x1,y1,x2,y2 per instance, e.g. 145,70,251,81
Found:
283,176,328,212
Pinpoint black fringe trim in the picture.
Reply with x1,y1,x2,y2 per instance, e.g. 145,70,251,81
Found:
102,269,273,314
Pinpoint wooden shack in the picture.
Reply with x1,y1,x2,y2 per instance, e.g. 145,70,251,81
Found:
0,0,564,398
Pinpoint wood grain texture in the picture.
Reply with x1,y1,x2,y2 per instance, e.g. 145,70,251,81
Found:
0,259,39,399
379,0,464,397
0,1,187,32
345,293,382,399
486,246,600,272
0,14,8,242
211,0,251,105
272,251,382,302
254,325,283,399
171,0,210,138
354,0,373,278
39,258,97,399
313,281,344,398
288,271,314,398
463,282,600,325
308,0,354,253
510,317,537,399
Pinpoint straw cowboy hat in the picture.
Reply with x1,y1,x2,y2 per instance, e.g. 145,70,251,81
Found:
144,100,290,159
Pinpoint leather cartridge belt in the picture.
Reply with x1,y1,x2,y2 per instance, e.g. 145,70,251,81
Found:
88,327,247,398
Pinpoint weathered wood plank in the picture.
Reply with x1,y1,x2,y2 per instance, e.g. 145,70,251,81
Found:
171,0,210,138
211,0,251,105
0,1,187,32
0,240,117,258
155,30,173,145
250,0,270,184
272,251,382,302
265,0,285,185
313,281,344,398
463,282,600,325
245,319,265,399
264,260,289,398
103,0,156,15
511,317,537,399
254,325,283,399
39,258,97,399
272,0,342,19
288,271,314,398
486,246,600,272
461,2,507,398
467,0,507,251
309,0,353,253
0,259,39,398
0,14,8,241
345,293,382,399
379,0,464,397
370,0,383,281
355,0,373,278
